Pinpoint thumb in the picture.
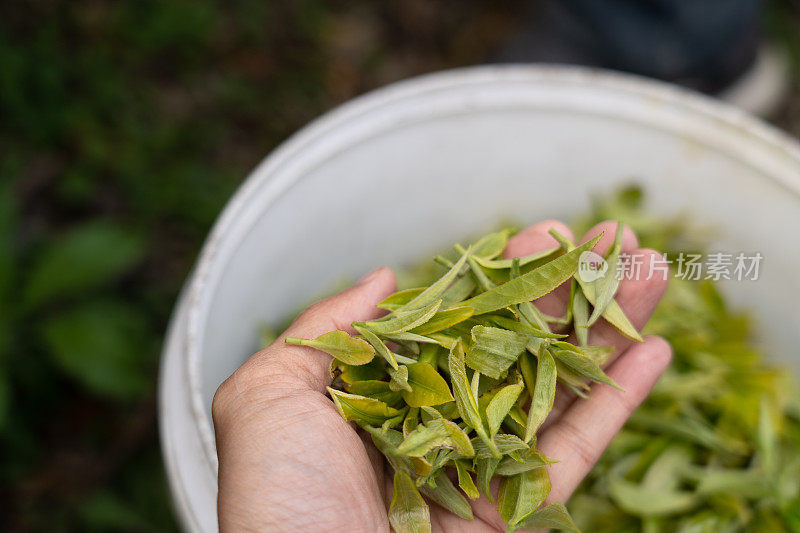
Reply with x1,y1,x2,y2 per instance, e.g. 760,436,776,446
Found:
227,267,397,398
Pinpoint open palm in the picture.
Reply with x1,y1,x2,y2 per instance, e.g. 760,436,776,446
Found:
212,219,671,532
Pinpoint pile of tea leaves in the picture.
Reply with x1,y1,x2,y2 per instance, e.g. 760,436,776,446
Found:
283,186,800,532
567,187,800,532
288,223,639,533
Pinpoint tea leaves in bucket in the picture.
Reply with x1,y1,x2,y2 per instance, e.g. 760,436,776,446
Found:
566,186,800,532
280,189,800,532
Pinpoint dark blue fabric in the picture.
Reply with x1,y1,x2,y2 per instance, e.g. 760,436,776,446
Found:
498,0,765,92
549,0,763,90
563,0,763,84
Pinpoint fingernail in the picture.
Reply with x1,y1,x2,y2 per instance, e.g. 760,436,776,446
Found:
356,267,383,286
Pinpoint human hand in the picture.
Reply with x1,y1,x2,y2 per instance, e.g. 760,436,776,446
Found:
212,219,671,532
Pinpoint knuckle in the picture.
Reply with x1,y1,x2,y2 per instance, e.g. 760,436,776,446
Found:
211,356,269,422
215,347,316,415
211,376,235,426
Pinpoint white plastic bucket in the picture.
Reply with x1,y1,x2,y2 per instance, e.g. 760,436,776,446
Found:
158,65,800,532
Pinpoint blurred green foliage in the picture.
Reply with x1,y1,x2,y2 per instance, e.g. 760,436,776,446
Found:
0,0,341,529
0,0,512,529
0,0,798,531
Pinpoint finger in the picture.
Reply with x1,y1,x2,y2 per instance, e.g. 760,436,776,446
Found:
540,244,668,433
585,247,669,365
535,222,641,432
228,267,397,397
504,220,575,319
541,249,669,432
538,336,673,503
579,220,639,258
430,503,504,533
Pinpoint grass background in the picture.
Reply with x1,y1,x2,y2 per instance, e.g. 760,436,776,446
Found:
1,1,798,530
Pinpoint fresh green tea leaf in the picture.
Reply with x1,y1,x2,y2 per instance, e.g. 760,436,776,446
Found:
694,467,769,499
361,300,442,335
364,426,415,476
471,229,513,259
466,326,528,379
455,460,479,500
549,228,641,341
411,307,475,335
327,388,406,427
548,228,574,251
286,330,375,365
498,468,551,527
577,278,642,342
572,282,590,347
449,340,498,456
402,362,454,407
389,470,431,533
347,380,403,406
608,477,698,517
354,324,399,369
509,256,553,332
550,343,621,390
401,251,470,312
389,365,413,392
486,377,524,436
495,447,552,476
403,408,420,438
461,236,601,315
525,348,557,443
448,340,484,432
441,275,477,305
429,418,474,457
581,345,614,365
419,472,474,520
757,396,778,476
476,457,501,502
383,332,438,348
587,221,625,326
472,246,561,270
628,410,747,454
641,445,692,491
395,421,450,457
378,288,426,311
514,502,581,533
337,358,385,383
490,315,566,339
473,434,529,458
396,418,474,457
